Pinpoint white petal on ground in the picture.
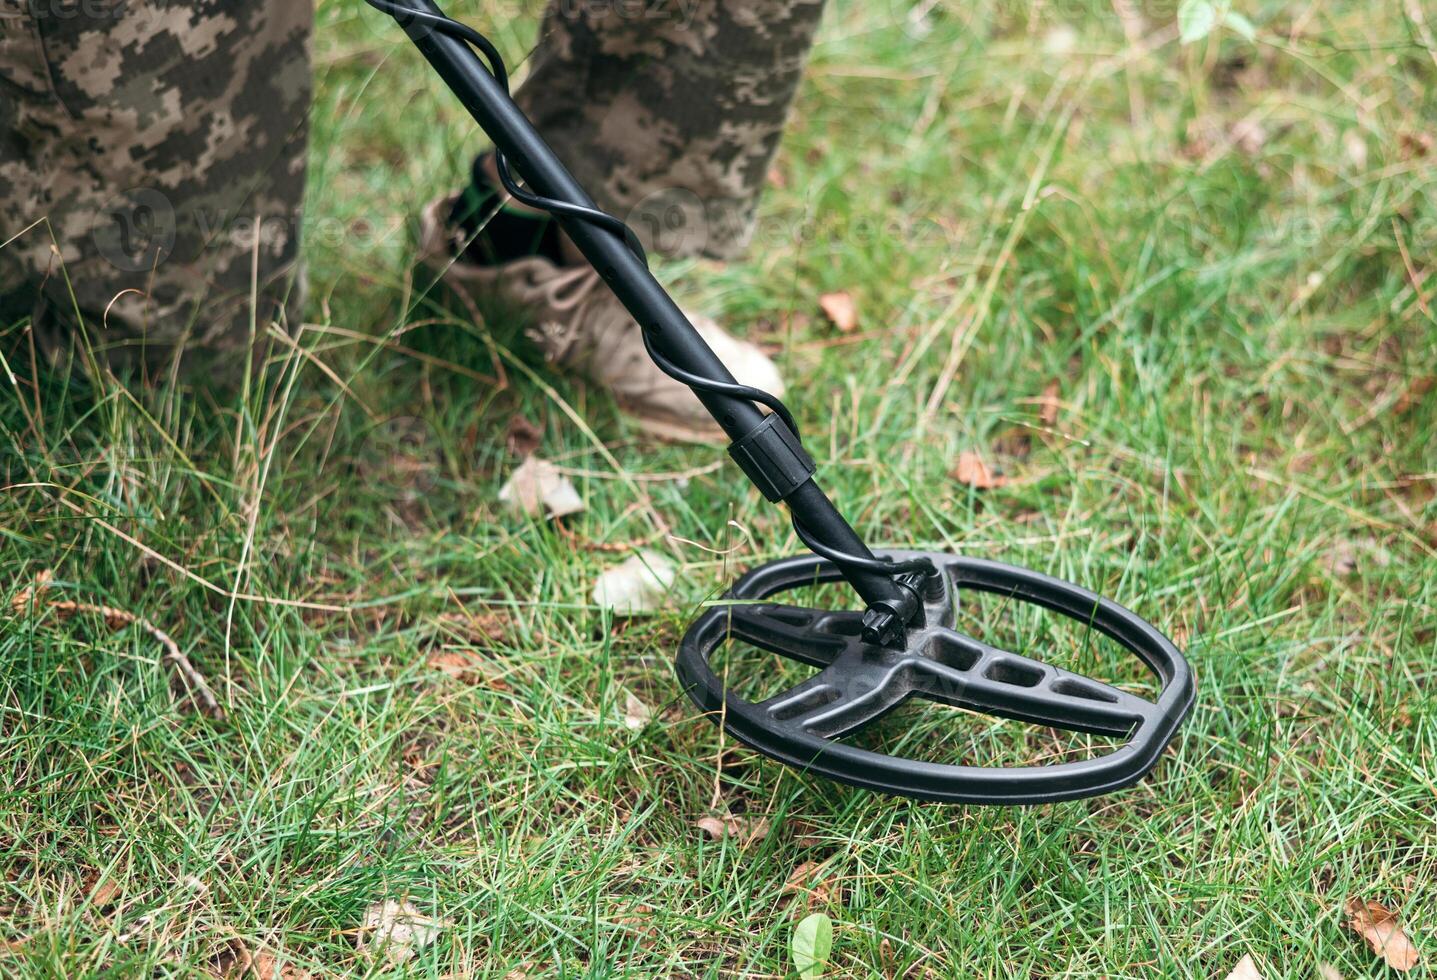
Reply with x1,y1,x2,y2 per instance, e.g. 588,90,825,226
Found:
591,551,677,615
695,814,770,846
498,456,585,519
1043,24,1078,57
1224,954,1263,980
357,899,444,965
623,691,652,730
818,291,859,332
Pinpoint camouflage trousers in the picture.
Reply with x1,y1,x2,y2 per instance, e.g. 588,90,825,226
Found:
0,0,825,370
0,0,313,370
515,0,827,260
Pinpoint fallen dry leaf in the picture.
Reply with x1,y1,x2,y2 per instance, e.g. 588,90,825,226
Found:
590,551,676,615
952,451,1007,489
622,691,652,731
1394,375,1435,415
1324,537,1394,577
695,814,770,847
818,291,859,333
434,610,508,646
1231,119,1267,155
1399,131,1432,159
782,861,824,895
10,567,54,613
426,650,510,690
249,952,311,980
1347,899,1420,971
695,816,726,837
213,943,313,980
498,456,585,520
357,899,444,965
1317,965,1343,980
506,414,543,457
1224,954,1263,980
991,427,1033,461
1182,117,1216,159
781,860,838,913
1038,379,1061,426
89,879,121,908
788,817,826,849
613,902,659,949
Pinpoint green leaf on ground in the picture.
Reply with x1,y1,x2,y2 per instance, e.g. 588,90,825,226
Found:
1223,10,1257,40
792,913,833,979
1178,0,1217,42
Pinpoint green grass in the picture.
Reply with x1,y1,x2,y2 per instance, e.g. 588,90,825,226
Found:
3,0,1435,975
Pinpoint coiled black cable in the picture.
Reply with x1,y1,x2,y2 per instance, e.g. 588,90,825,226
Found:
366,0,646,258
636,330,801,439
365,0,935,579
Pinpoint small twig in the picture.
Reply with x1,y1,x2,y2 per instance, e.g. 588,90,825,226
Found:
1392,217,1432,316
101,289,145,332
667,520,756,557
11,571,223,719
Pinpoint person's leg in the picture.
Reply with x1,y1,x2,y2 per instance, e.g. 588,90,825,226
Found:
0,0,68,335
0,0,312,376
513,0,827,261
426,0,822,441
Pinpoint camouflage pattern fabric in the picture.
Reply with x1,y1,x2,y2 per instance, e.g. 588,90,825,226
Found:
516,0,827,260
0,0,822,370
0,0,311,371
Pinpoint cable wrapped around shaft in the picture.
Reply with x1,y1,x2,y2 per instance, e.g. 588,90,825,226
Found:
364,0,935,580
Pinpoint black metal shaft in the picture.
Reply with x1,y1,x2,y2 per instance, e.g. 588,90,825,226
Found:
397,0,904,609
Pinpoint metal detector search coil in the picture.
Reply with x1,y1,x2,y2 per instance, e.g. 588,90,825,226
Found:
678,553,1193,804
368,0,1196,804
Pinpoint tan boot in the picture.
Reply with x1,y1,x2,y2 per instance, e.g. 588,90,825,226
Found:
419,195,784,444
